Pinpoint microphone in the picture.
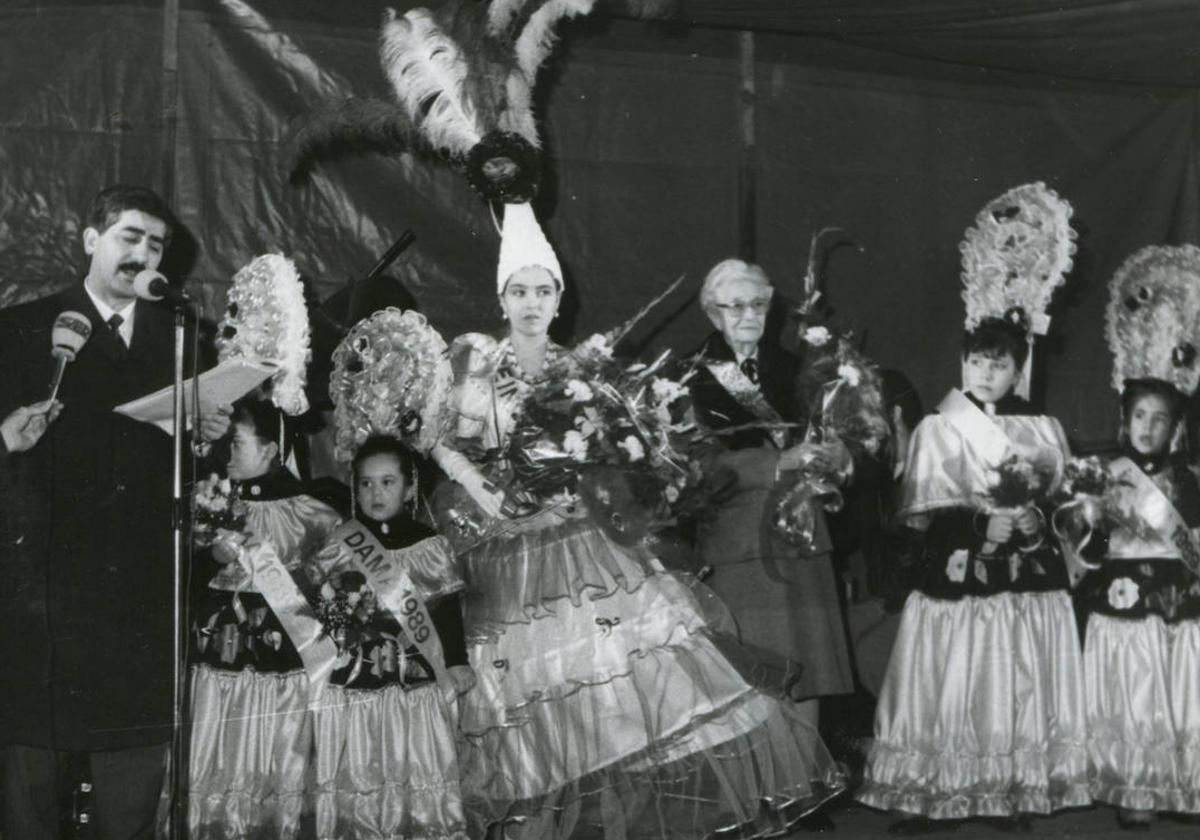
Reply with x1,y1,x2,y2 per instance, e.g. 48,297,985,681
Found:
48,310,92,401
133,270,192,307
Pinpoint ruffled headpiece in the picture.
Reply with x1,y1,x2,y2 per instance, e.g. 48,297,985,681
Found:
959,182,1076,398
1106,244,1200,398
496,202,562,293
217,253,311,416
329,307,452,462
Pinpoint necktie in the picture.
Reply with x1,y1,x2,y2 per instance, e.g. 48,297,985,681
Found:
107,313,127,352
740,357,759,386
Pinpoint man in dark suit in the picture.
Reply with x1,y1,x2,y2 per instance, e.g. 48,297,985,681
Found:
0,185,230,839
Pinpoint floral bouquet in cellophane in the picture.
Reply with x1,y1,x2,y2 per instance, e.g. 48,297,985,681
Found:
981,450,1060,512
772,323,891,549
1050,455,1119,576
315,570,425,685
501,330,703,546
191,473,247,548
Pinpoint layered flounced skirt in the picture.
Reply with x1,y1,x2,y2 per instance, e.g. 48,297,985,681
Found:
1084,613,1200,813
186,665,313,840
858,590,1089,819
312,681,469,839
456,513,846,839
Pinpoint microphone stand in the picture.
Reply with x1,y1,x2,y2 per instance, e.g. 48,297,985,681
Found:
169,301,188,840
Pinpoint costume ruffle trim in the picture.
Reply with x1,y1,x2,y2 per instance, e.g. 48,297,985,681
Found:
858,740,1091,818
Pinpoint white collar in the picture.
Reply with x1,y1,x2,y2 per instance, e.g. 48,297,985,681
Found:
84,279,136,345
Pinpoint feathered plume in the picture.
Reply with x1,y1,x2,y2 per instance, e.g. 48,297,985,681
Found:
380,7,482,159
513,0,597,80
288,97,419,184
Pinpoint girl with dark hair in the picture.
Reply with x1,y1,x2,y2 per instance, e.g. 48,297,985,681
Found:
1076,244,1200,830
308,434,474,840
185,397,342,839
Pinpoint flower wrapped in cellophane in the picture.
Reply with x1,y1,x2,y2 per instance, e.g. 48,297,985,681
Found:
191,473,247,549
1050,455,1119,581
314,570,424,686
329,307,452,462
217,253,311,415
498,330,703,546
772,327,891,548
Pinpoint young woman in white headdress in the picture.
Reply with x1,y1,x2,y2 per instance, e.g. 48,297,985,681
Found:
858,184,1090,833
430,203,846,839
1075,245,1200,829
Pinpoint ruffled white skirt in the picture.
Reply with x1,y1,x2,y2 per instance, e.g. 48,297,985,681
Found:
311,682,468,839
458,516,845,839
185,665,313,840
858,590,1089,818
1084,613,1200,813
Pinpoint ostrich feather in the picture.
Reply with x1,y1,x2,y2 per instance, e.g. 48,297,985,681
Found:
513,0,597,80
287,97,419,185
380,7,482,158
487,0,537,37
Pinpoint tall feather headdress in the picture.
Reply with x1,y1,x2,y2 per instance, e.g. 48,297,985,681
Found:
959,182,1076,398
290,1,669,203
1106,244,1200,397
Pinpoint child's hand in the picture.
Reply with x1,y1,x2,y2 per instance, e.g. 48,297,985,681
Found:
985,514,1014,546
1014,508,1041,536
446,664,477,697
211,528,246,565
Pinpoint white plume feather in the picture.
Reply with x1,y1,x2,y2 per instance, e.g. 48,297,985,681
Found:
514,0,597,81
380,7,482,157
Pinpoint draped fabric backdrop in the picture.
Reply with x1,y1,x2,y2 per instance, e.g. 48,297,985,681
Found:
1,0,1198,444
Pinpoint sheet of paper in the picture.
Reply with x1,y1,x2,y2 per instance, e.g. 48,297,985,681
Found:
114,358,278,435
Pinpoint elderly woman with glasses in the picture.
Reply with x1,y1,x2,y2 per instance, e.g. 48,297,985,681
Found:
688,259,855,826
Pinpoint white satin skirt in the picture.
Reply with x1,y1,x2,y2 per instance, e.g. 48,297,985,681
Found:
185,665,313,839
858,590,1089,818
1084,613,1200,813
311,682,468,840
458,517,845,839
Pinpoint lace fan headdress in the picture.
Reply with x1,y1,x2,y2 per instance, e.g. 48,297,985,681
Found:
217,253,312,417
290,0,668,204
959,182,1077,398
1105,244,1200,399
329,307,453,463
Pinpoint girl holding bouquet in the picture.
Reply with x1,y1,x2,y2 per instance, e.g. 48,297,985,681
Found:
858,184,1089,831
186,397,343,839
426,203,845,839
1074,245,1200,829
308,434,475,840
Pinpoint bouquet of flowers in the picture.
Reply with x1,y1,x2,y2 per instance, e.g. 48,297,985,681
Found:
499,329,702,545
981,450,1059,512
772,227,892,549
1050,455,1117,577
191,473,247,549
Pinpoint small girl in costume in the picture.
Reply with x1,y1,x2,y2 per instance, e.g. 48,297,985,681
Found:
858,183,1089,832
309,434,474,840
187,398,343,839
1075,244,1200,829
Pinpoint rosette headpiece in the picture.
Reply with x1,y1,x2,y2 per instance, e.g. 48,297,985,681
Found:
1106,243,1200,397
217,253,311,416
329,307,452,461
959,182,1077,398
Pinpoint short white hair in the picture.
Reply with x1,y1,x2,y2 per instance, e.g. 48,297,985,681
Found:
700,258,773,311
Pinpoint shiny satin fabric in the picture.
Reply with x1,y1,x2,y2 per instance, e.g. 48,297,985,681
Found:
209,494,343,592
312,682,468,840
186,666,314,839
456,516,847,837
1084,613,1200,813
859,591,1089,818
898,412,1070,528
1107,458,1187,560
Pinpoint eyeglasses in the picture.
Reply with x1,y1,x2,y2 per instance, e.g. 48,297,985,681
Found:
712,299,771,316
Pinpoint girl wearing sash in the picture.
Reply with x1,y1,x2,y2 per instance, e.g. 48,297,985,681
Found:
859,184,1089,831
187,398,343,839
425,204,844,838
309,434,474,839
1077,245,1200,829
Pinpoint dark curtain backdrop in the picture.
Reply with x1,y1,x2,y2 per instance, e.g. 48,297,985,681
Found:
1,0,1198,444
